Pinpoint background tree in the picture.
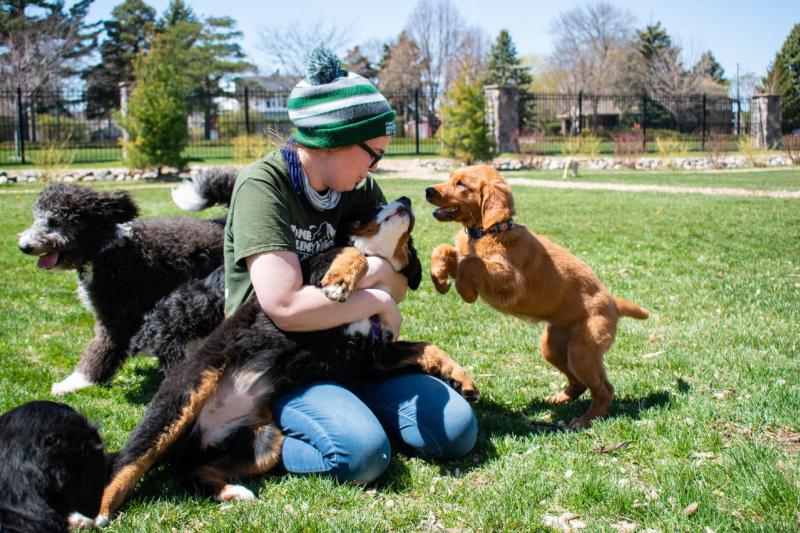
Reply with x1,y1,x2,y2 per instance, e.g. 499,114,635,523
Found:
548,2,635,94
483,29,532,87
344,46,379,83
636,22,671,62
258,19,350,76
120,31,189,170
763,23,800,132
404,0,466,123
83,0,156,118
0,0,99,94
438,67,491,163
377,31,426,133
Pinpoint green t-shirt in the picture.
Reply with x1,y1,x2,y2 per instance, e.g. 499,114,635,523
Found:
223,149,386,316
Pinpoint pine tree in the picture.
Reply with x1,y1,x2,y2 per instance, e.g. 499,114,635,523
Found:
767,24,800,132
120,32,189,170
636,22,671,62
483,29,531,87
439,69,492,164
692,51,726,84
84,0,157,118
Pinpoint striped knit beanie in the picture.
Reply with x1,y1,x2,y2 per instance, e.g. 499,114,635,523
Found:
288,48,397,149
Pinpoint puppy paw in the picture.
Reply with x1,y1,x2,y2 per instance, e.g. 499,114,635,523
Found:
455,281,478,303
447,370,481,402
93,514,110,528
430,272,451,294
545,392,574,405
51,371,93,395
216,484,255,502
322,281,352,302
567,417,593,430
68,512,94,529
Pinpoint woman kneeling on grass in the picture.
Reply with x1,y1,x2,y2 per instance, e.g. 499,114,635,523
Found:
224,48,477,483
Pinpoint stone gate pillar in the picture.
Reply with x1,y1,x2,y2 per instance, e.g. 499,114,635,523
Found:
484,85,520,153
750,94,782,149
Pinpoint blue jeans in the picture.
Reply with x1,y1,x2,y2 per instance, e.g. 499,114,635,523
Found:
272,374,478,483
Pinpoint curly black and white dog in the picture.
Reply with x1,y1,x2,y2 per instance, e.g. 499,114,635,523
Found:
17,183,232,395
0,401,108,533
96,197,480,524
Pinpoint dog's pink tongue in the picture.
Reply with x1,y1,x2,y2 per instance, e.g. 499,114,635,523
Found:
37,252,59,269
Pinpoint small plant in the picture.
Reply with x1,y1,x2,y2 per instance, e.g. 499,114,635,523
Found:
613,132,644,156
655,133,689,158
707,133,732,169
784,134,800,164
522,131,548,158
737,135,763,167
232,134,274,164
559,133,599,157
30,134,76,182
438,68,492,164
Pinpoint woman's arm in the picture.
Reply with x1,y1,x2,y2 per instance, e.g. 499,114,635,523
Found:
247,250,403,340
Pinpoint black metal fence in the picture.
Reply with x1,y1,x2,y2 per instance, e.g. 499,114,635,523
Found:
1,87,440,165
518,91,750,155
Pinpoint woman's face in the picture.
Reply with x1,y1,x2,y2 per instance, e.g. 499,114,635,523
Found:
323,136,392,192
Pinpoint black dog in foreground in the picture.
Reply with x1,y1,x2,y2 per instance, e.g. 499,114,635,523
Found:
17,181,235,395
96,198,480,524
0,401,108,533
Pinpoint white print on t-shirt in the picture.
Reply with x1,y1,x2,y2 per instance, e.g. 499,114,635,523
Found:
291,221,336,260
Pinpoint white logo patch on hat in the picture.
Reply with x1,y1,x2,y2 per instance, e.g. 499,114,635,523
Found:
385,121,397,136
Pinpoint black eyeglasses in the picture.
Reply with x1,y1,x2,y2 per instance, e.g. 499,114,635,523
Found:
358,142,384,168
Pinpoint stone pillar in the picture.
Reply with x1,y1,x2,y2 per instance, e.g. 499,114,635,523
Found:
750,94,782,149
119,82,130,160
484,85,520,153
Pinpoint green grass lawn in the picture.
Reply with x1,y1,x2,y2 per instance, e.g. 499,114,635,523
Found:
503,167,800,191
1,176,799,531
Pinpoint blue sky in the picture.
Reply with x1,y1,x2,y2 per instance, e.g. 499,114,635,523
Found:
87,0,798,81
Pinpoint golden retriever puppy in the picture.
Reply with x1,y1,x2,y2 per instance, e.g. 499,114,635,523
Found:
426,165,648,428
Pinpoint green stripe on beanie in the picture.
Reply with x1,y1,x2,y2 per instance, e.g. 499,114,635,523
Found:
289,47,396,149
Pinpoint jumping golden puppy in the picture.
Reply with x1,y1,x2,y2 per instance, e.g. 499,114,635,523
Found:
426,165,648,428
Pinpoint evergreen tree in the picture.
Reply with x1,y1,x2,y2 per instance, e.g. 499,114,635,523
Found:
120,31,189,170
344,46,378,83
83,0,156,118
767,23,800,132
636,22,671,61
483,29,531,87
439,68,492,163
692,51,726,84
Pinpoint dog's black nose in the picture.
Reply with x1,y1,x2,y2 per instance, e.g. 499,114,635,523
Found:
425,187,438,201
397,196,412,207
19,243,32,254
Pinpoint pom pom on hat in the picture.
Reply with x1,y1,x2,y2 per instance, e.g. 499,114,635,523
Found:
305,47,346,85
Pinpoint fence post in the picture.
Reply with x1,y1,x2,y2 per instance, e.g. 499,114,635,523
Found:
414,88,420,155
701,93,707,151
16,87,25,164
641,93,648,152
577,90,583,134
736,98,741,136
244,86,251,135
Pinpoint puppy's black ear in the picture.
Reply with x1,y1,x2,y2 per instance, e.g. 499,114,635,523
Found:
401,237,423,290
97,190,139,224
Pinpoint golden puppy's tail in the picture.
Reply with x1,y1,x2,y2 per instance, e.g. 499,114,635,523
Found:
613,296,649,320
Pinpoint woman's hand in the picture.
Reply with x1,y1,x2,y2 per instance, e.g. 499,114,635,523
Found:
359,256,409,302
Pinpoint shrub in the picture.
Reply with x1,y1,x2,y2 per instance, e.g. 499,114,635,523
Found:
655,133,689,158
613,132,644,156
560,133,600,157
30,136,76,181
784,134,800,164
737,135,763,166
707,133,733,169
438,70,492,164
232,134,274,164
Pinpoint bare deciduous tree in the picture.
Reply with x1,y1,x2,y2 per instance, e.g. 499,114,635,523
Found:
548,2,635,94
404,0,466,120
258,19,351,76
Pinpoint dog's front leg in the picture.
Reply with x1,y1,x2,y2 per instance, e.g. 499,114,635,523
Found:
319,247,369,302
53,322,135,395
379,341,480,402
430,244,458,294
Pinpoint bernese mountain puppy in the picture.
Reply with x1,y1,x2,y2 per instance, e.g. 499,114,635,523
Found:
0,401,108,532
95,197,479,525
